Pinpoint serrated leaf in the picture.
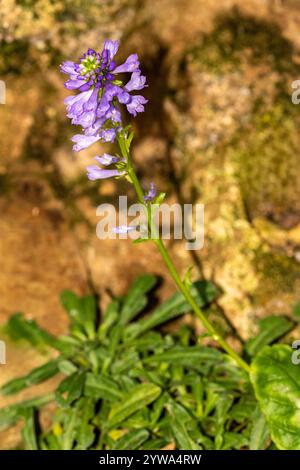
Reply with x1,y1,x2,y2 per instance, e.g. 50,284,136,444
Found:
108,383,161,428
250,344,300,450
245,315,294,357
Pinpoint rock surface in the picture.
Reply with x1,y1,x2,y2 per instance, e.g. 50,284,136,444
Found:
0,0,300,448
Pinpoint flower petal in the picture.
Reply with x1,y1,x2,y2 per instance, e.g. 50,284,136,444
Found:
95,153,120,165
113,54,140,73
103,39,120,61
71,134,100,152
86,166,125,180
112,225,136,234
144,182,157,201
126,95,148,117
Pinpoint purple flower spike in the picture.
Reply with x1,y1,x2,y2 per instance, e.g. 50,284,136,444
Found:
62,39,148,167
144,182,157,202
86,166,125,181
112,225,136,234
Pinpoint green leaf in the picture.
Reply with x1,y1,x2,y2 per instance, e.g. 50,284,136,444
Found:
1,360,60,395
84,373,122,402
55,371,86,407
249,406,270,450
154,192,166,206
98,299,120,339
221,432,248,450
132,237,151,245
145,346,222,366
169,409,201,450
214,394,234,449
4,313,57,350
108,383,161,428
245,316,294,357
126,281,218,339
61,409,77,450
53,335,81,356
112,429,149,450
120,274,157,325
60,291,97,339
250,344,300,450
0,393,54,431
183,266,194,290
142,438,170,450
21,408,38,450
293,301,300,322
58,360,78,376
80,295,97,339
74,398,95,450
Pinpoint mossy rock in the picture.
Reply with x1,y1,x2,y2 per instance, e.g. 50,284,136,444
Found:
253,248,299,303
233,100,300,229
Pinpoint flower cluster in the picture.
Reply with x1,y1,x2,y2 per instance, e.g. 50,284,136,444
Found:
61,39,147,180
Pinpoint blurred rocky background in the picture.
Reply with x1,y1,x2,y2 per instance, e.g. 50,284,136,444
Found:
0,0,300,447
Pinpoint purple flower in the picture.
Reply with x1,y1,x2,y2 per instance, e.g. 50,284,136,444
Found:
87,166,125,181
71,134,100,151
113,54,140,73
60,61,76,75
125,71,147,92
112,225,136,234
126,95,148,117
144,182,157,202
95,154,124,165
103,39,119,61
99,128,119,143
64,79,86,90
86,153,126,181
61,39,148,155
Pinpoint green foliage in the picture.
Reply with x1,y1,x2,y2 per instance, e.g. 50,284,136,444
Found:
1,276,299,450
250,345,300,450
245,315,294,357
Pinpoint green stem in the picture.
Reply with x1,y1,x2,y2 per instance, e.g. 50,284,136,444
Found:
118,135,250,374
